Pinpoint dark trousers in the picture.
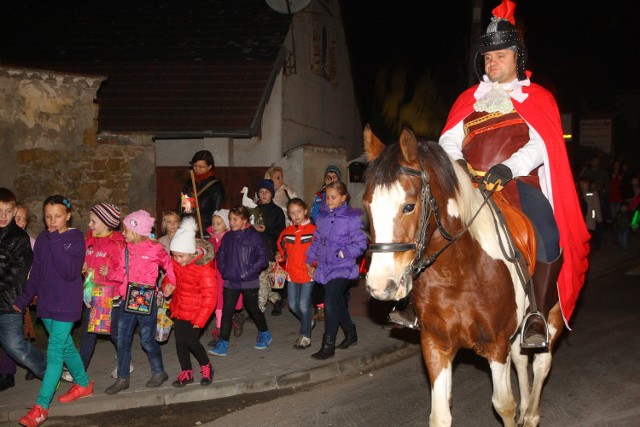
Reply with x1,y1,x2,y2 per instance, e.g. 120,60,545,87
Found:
311,282,325,307
220,288,267,341
518,180,561,262
173,319,209,371
321,278,354,338
79,304,120,370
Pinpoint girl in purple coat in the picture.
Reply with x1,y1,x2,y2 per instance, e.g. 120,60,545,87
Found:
14,195,92,427
306,182,367,360
209,206,271,356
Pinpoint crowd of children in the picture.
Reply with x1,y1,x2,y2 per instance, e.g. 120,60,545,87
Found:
0,160,373,427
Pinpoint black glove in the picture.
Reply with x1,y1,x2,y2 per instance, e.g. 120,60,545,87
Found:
484,163,512,191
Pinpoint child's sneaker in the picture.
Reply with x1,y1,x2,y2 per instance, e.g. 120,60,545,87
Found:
60,368,73,383
208,339,228,356
58,381,94,403
255,330,272,349
172,370,194,388
110,363,134,379
294,335,311,349
18,404,48,427
200,362,213,386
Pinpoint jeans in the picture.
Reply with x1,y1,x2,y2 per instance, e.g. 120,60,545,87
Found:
220,288,267,341
79,304,120,370
116,301,164,379
37,318,89,409
0,313,46,378
287,281,314,337
321,278,354,338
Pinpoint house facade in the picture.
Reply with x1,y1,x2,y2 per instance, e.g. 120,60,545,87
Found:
0,0,363,228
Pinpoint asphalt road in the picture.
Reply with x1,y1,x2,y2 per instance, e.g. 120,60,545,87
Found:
204,252,640,426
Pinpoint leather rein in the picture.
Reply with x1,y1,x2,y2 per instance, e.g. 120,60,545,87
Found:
368,163,492,283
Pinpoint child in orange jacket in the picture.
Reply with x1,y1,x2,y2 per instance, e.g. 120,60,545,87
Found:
276,198,316,349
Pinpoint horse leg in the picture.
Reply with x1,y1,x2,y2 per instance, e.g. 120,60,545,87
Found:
522,304,563,427
510,339,531,426
422,342,454,427
489,358,517,427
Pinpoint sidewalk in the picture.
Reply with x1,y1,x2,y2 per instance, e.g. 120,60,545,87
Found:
0,292,419,424
0,231,636,424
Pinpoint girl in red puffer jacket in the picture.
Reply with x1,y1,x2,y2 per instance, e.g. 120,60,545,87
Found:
169,217,217,387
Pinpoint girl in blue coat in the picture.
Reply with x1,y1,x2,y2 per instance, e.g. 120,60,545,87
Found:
306,181,367,360
209,206,271,356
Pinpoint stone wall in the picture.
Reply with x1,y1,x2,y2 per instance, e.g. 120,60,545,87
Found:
1,66,156,233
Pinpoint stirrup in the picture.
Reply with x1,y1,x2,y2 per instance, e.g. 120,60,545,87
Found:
520,311,549,349
388,307,420,330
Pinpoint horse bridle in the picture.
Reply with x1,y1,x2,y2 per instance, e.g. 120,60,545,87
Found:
368,163,489,285
368,164,453,280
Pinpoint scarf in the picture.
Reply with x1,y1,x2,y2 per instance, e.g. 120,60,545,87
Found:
194,170,214,184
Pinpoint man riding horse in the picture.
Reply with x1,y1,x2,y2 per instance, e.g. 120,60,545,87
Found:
391,0,590,349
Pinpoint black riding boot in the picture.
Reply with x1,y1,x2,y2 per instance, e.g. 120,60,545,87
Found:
521,251,563,349
388,295,420,330
311,334,335,360
337,324,357,349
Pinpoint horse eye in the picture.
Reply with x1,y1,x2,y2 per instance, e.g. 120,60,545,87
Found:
402,204,415,213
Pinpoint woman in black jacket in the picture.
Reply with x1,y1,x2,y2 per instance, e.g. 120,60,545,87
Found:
179,150,225,237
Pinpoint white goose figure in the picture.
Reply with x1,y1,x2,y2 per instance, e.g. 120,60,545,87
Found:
240,187,258,208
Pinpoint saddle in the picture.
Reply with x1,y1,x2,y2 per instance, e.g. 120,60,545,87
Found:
490,189,536,277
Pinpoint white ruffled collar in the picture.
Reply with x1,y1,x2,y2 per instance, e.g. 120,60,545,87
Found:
473,75,530,113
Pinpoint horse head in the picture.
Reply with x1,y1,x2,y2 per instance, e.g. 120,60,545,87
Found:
362,125,464,301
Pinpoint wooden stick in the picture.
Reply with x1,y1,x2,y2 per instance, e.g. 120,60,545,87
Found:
190,170,205,239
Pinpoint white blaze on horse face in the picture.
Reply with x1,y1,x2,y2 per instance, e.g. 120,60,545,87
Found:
368,182,407,299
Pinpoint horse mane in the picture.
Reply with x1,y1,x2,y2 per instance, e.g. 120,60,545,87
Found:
365,140,460,199
366,139,494,237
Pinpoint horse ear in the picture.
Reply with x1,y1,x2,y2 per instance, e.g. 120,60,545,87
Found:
364,124,385,161
399,127,419,164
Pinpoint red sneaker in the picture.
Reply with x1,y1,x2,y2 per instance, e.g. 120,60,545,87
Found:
19,404,48,427
57,381,94,403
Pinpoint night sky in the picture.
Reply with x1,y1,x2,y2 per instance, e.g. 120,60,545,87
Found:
340,0,637,153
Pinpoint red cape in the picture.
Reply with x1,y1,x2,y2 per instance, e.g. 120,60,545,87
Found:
441,82,590,325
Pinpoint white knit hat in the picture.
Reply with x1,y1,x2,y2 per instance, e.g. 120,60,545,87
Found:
170,216,198,254
213,209,230,230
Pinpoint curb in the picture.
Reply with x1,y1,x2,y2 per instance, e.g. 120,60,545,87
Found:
0,341,418,423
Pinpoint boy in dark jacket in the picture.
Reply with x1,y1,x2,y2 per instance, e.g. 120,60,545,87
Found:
255,179,286,315
0,188,46,391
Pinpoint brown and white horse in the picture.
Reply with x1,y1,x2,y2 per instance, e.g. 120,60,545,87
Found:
362,126,563,427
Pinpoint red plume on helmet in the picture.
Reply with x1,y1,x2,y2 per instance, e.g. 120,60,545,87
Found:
492,0,516,26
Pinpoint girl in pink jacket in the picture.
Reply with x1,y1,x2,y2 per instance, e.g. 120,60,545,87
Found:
75,202,126,381
105,210,176,395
